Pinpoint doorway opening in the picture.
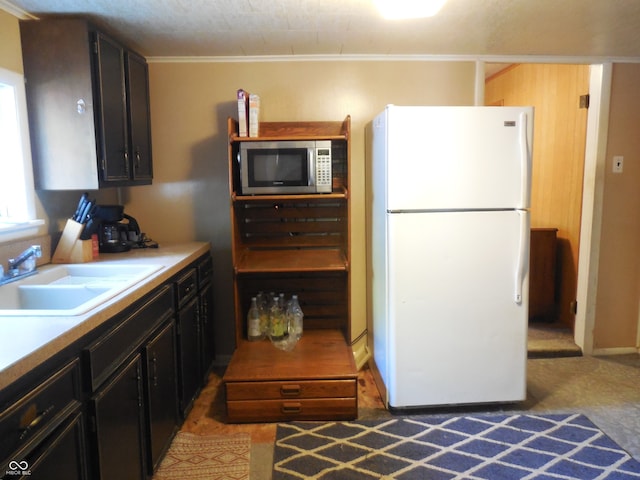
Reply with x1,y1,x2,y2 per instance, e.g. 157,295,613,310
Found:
485,63,589,357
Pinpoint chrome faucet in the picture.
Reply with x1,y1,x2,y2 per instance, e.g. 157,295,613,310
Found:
1,245,42,285
8,245,42,272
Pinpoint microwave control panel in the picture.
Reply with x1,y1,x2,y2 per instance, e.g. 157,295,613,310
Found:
315,141,332,193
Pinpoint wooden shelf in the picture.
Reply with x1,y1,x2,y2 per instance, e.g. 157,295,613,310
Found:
235,248,348,273
229,118,350,144
225,329,356,382
230,133,348,143
232,191,348,202
224,116,354,423
224,329,358,422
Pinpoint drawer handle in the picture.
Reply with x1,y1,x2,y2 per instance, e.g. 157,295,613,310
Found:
151,354,158,387
280,385,301,397
19,405,55,441
281,402,301,414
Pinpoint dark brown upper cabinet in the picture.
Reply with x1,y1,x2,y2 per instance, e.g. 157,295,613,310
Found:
20,18,153,190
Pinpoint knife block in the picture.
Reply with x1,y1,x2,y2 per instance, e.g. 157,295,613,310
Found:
52,219,95,263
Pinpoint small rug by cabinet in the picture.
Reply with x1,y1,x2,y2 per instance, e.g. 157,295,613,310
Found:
273,413,640,479
153,431,250,480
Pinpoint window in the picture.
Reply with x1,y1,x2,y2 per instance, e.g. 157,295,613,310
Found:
0,66,42,239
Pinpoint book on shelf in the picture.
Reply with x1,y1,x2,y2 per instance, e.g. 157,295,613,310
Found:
249,93,260,137
237,89,249,137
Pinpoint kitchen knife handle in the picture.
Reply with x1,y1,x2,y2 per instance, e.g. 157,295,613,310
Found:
73,192,88,221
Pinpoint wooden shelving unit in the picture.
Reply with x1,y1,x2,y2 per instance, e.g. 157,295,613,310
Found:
223,116,357,423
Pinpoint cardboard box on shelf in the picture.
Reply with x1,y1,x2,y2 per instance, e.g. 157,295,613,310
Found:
237,89,249,137
249,94,260,137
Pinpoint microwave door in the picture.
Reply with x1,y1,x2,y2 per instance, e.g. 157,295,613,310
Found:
239,140,330,195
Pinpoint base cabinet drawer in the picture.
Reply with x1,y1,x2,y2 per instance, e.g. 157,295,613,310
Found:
0,359,81,466
227,398,357,423
226,379,356,401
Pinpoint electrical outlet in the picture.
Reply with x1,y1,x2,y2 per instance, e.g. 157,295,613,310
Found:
613,156,624,173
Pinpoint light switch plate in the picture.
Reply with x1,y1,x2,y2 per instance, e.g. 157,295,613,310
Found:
613,156,624,173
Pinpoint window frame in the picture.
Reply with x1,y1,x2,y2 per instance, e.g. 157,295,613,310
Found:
0,65,43,241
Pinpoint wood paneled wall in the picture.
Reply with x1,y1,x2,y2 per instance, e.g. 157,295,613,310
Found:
485,64,590,328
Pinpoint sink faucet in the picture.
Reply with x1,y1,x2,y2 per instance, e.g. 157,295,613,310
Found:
8,245,42,273
0,245,42,286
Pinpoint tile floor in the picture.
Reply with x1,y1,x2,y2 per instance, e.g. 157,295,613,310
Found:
181,337,640,479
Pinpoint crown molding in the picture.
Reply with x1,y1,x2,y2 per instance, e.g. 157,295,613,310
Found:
146,54,640,65
0,0,38,19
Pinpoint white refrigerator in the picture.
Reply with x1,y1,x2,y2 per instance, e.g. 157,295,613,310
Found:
367,105,534,409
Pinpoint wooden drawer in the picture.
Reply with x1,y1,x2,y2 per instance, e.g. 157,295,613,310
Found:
227,397,357,423
0,359,81,463
223,330,358,423
226,379,356,401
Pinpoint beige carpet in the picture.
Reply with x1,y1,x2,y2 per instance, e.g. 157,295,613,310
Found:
153,431,250,480
528,323,582,358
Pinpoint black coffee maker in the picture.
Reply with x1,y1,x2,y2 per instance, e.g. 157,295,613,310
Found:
93,205,141,253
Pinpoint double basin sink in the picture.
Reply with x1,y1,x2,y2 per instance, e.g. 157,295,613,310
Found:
0,263,162,316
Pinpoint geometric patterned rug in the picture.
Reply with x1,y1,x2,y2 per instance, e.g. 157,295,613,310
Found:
153,432,250,480
273,413,640,479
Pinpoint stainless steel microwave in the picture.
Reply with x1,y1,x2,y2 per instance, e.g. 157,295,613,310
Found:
240,140,332,195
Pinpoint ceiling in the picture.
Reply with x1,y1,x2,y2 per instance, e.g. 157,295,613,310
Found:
3,0,640,60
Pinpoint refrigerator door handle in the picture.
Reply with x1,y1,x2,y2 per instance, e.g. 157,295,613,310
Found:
515,210,529,304
519,111,532,209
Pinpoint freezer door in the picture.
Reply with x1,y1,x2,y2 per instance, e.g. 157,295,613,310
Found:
385,210,529,408
380,105,533,211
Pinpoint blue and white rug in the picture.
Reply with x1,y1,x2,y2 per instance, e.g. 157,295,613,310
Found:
273,413,640,479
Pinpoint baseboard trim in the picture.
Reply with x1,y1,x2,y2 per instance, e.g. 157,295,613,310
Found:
592,346,639,356
352,343,371,370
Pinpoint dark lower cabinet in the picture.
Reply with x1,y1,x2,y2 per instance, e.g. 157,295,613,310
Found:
175,256,216,419
199,280,215,379
177,296,201,417
26,411,87,480
144,322,179,472
0,252,214,480
0,359,86,480
90,355,146,480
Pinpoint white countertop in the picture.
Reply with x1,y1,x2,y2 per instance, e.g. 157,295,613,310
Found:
0,241,210,390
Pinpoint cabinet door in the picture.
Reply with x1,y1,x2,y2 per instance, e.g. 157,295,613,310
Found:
176,297,201,417
144,322,178,473
90,355,145,480
24,411,87,480
94,32,129,183
199,281,215,379
20,18,100,190
125,52,153,183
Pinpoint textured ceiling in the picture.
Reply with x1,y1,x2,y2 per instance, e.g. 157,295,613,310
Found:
3,0,640,59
